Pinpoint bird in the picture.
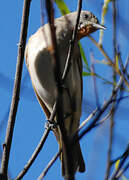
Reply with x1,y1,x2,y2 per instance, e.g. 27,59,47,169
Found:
25,10,105,178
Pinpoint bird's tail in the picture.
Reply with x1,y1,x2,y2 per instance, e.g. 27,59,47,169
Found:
53,125,85,177
61,135,85,177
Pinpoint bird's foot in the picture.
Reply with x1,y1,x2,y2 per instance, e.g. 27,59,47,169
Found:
45,120,57,130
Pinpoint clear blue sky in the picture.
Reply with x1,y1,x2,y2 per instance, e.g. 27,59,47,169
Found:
0,0,129,180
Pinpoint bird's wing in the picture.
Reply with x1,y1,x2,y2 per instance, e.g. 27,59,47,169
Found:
25,38,51,119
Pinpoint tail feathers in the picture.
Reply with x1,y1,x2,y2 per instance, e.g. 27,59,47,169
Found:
61,139,85,177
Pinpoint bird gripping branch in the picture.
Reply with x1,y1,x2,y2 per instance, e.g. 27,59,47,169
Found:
25,10,105,178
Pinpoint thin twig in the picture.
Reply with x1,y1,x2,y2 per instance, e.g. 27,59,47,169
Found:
77,108,98,133
104,107,115,180
15,129,50,180
0,0,31,179
88,35,113,66
111,143,129,165
78,74,123,141
37,150,62,180
90,52,100,108
95,112,111,127
105,1,117,178
115,162,129,179
36,105,118,179
110,143,129,180
88,35,129,88
37,108,98,179
118,52,129,80
61,0,82,82
15,99,58,179
36,89,129,179
99,0,110,45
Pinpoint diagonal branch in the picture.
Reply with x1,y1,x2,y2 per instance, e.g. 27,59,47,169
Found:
0,0,31,179
110,143,129,180
14,101,57,179
14,129,50,180
78,74,124,141
37,92,127,179
36,108,98,179
88,35,129,88
37,150,61,180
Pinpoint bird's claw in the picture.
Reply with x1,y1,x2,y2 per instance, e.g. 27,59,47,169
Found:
45,120,57,130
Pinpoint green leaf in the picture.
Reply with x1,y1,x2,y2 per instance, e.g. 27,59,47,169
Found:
55,0,70,15
83,72,92,76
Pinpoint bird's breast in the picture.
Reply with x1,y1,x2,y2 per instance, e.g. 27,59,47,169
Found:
26,26,81,114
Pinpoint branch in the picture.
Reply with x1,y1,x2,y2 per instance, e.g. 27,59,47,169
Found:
61,0,82,82
90,52,100,108
0,0,31,179
115,162,129,179
88,35,129,88
37,107,117,179
78,74,124,141
14,101,58,179
14,129,50,180
104,1,117,178
118,53,129,80
37,150,61,180
110,143,129,180
99,0,111,45
111,143,129,165
37,108,98,179
37,88,129,179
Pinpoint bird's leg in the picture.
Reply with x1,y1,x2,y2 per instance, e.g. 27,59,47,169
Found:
45,119,58,130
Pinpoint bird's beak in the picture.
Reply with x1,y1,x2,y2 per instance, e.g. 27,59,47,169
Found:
92,23,106,30
77,21,106,40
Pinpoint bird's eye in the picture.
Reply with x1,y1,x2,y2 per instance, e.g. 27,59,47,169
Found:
84,14,89,19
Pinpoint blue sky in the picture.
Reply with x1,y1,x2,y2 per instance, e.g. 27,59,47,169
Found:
0,0,129,180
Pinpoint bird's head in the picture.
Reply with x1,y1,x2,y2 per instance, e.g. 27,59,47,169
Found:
75,11,106,39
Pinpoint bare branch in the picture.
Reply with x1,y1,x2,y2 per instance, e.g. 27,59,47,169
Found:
110,143,129,180
78,74,124,141
90,52,100,108
116,162,129,179
37,150,61,180
61,0,82,82
36,108,98,179
15,129,50,180
88,35,129,88
0,0,31,179
105,1,117,178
